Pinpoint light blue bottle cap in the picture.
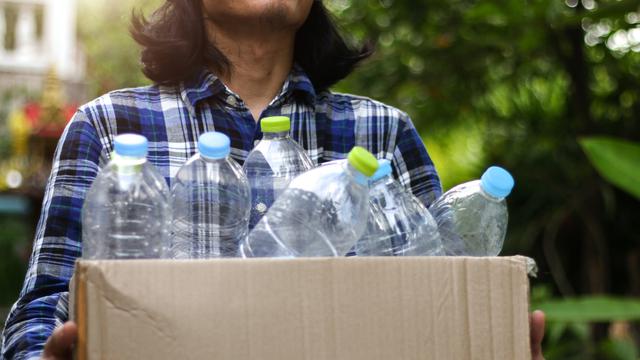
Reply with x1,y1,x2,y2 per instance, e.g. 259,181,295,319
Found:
198,132,230,159
370,159,392,182
114,134,148,158
480,166,514,198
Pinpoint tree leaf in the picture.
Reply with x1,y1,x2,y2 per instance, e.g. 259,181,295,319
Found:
599,339,639,360
536,296,640,322
579,137,640,200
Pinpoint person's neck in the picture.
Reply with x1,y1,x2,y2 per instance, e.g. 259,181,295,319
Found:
206,24,295,122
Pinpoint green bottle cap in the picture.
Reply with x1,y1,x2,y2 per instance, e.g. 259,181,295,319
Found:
347,147,378,177
260,116,290,133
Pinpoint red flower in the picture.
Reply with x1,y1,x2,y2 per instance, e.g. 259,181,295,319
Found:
21,102,77,138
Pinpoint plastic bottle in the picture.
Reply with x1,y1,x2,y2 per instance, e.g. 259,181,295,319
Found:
429,166,514,256
356,159,443,256
353,202,394,256
82,134,171,259
171,132,251,258
243,116,313,228
239,146,379,257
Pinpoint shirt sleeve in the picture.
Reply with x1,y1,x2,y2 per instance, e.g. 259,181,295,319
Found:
391,113,442,207
1,110,104,360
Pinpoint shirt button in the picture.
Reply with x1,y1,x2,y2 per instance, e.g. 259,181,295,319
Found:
226,95,237,106
255,203,268,213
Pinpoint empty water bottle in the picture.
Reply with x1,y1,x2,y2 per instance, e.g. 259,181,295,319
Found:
429,166,514,256
356,159,443,256
171,132,251,258
243,116,313,228
240,147,378,257
355,202,394,256
82,134,171,259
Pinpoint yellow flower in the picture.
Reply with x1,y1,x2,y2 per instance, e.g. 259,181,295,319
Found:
8,108,31,158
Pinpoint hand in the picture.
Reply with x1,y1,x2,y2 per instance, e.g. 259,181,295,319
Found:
41,321,77,360
530,310,546,360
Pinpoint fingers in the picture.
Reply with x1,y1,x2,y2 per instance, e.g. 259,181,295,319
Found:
43,321,78,359
530,310,546,360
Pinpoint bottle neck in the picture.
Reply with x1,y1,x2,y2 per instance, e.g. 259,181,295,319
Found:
478,184,504,201
262,131,289,140
200,154,226,163
112,152,146,177
343,161,369,186
112,152,146,165
369,174,392,188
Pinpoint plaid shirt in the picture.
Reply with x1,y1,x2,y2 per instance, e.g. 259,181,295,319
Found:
1,65,441,359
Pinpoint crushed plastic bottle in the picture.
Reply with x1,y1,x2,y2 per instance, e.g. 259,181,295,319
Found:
243,116,313,228
429,166,514,256
171,132,251,258
354,201,394,256
239,147,379,257
356,159,443,256
82,134,171,259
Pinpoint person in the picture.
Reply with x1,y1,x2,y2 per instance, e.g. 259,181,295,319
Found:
1,1,545,359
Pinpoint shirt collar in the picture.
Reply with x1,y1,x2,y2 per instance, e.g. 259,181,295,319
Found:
179,64,317,118
287,64,317,103
179,71,225,118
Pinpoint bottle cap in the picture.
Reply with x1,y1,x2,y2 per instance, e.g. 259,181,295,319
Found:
114,134,148,158
480,166,514,198
347,147,378,177
260,116,290,133
198,132,230,159
370,159,392,182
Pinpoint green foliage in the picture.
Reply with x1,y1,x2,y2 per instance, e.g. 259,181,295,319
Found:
580,137,640,199
537,296,640,322
423,124,485,190
78,0,160,96
0,215,30,306
532,286,640,359
600,339,639,360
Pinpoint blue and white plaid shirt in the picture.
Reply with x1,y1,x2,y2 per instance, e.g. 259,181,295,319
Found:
1,65,441,359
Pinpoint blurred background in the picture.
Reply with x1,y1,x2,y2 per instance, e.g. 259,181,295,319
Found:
0,0,639,358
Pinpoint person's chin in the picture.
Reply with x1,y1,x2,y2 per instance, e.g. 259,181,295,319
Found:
207,0,311,27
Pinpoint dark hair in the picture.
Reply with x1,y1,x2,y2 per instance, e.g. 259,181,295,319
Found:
130,1,372,90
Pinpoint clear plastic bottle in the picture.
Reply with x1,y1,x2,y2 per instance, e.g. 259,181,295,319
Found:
354,202,394,256
171,132,251,258
356,159,443,256
82,134,171,259
429,166,514,256
243,116,313,228
239,146,379,257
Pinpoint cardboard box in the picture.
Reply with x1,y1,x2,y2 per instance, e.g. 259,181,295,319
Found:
72,256,532,359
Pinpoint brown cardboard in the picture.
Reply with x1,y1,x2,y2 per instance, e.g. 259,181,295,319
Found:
73,256,531,360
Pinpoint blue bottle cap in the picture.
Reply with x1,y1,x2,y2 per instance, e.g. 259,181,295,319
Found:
114,134,148,158
370,159,392,182
198,132,230,159
480,166,514,198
